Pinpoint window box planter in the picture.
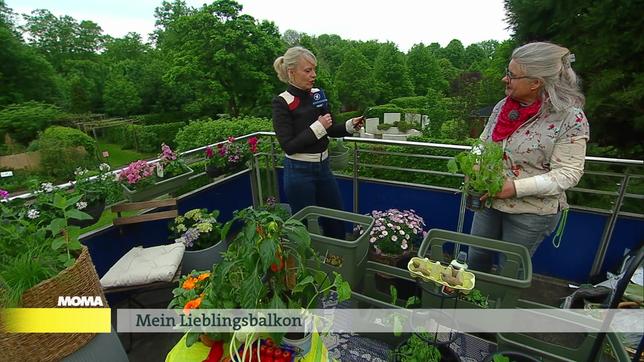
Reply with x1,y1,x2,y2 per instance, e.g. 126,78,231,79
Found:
121,166,194,202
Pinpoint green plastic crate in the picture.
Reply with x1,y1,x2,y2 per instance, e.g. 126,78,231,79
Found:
496,299,632,362
417,229,532,309
289,206,374,289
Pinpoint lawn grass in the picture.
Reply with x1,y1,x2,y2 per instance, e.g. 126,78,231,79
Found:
96,142,155,168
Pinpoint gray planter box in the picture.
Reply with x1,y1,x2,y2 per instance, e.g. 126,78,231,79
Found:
180,239,228,275
121,166,193,202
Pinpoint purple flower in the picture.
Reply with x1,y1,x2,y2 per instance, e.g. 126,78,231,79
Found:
0,189,8,200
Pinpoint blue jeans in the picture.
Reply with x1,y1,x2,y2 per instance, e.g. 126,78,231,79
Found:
283,157,345,239
468,207,561,272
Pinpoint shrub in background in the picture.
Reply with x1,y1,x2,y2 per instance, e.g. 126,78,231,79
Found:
174,117,272,152
35,126,97,180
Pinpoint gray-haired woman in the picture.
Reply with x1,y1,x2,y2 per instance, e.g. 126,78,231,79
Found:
468,42,589,272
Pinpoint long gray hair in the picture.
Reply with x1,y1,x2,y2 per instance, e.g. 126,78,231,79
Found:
512,42,585,112
273,46,317,84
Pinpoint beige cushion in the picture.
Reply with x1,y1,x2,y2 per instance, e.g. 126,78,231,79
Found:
100,244,185,288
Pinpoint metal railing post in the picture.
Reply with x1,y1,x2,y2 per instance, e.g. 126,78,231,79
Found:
353,142,359,214
589,171,631,277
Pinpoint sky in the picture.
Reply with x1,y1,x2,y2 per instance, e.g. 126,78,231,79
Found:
7,0,512,51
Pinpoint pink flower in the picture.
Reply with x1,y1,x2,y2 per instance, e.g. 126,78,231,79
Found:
227,136,236,143
205,146,213,158
0,189,8,200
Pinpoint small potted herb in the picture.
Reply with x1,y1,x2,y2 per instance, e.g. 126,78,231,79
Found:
447,140,505,210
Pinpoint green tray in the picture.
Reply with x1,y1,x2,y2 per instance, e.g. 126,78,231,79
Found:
418,229,532,309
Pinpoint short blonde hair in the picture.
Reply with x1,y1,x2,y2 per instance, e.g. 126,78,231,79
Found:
273,46,317,83
512,42,584,111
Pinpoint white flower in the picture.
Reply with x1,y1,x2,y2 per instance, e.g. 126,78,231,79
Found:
405,234,410,240
176,224,187,233
76,201,88,210
399,230,405,235
99,163,111,172
391,235,398,242
74,167,88,176
27,209,40,219
472,144,483,155
369,237,376,243
401,243,408,250
41,182,54,193
381,230,388,236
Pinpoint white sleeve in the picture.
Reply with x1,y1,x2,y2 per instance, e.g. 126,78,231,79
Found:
309,120,328,139
345,119,358,134
514,136,587,197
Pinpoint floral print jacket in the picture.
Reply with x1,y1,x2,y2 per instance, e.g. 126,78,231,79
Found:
480,97,590,215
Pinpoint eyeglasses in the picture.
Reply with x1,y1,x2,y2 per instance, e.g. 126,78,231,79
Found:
505,67,533,80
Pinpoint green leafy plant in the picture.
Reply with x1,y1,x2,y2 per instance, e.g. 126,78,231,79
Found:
459,288,489,308
0,186,92,307
447,139,505,197
73,163,120,205
492,354,511,362
390,333,441,362
170,206,351,348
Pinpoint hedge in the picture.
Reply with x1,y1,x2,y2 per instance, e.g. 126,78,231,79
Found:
174,117,273,152
102,121,186,152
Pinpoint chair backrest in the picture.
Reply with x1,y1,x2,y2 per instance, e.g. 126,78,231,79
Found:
112,198,178,226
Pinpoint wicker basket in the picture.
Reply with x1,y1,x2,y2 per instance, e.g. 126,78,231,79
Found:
0,245,107,361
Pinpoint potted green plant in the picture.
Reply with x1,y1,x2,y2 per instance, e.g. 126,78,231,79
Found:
169,206,351,358
0,185,105,361
328,139,350,171
458,288,490,309
169,208,226,274
118,143,193,201
389,332,461,362
203,136,258,178
447,140,505,210
483,351,541,362
71,163,119,227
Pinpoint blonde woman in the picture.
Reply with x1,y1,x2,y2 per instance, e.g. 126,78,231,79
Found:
272,46,364,239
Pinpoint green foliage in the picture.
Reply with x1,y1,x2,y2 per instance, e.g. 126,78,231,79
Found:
103,122,186,152
373,43,414,103
0,102,68,145
389,333,441,362
440,119,469,140
447,140,505,196
36,126,97,180
174,117,272,152
390,96,427,109
336,110,361,121
0,189,91,306
504,0,643,148
0,25,63,106
459,288,489,308
103,74,141,116
335,47,376,110
364,104,403,121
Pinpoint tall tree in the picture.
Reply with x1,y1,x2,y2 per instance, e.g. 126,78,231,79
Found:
372,42,413,103
442,39,466,69
157,0,283,117
505,0,644,149
335,47,376,111
407,43,444,97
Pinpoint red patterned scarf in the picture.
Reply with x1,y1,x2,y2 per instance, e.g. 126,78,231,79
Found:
492,97,542,141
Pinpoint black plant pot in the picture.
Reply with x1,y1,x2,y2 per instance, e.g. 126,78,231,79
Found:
205,164,225,178
69,199,105,228
465,190,486,211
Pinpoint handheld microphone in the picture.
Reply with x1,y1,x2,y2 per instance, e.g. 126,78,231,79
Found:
312,89,329,114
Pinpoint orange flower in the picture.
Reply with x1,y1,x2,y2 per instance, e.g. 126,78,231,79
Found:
183,297,202,315
182,277,197,290
197,272,210,281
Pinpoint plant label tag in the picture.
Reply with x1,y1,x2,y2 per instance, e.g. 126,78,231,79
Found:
0,171,13,178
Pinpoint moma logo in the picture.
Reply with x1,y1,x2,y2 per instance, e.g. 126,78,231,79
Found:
57,296,104,307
